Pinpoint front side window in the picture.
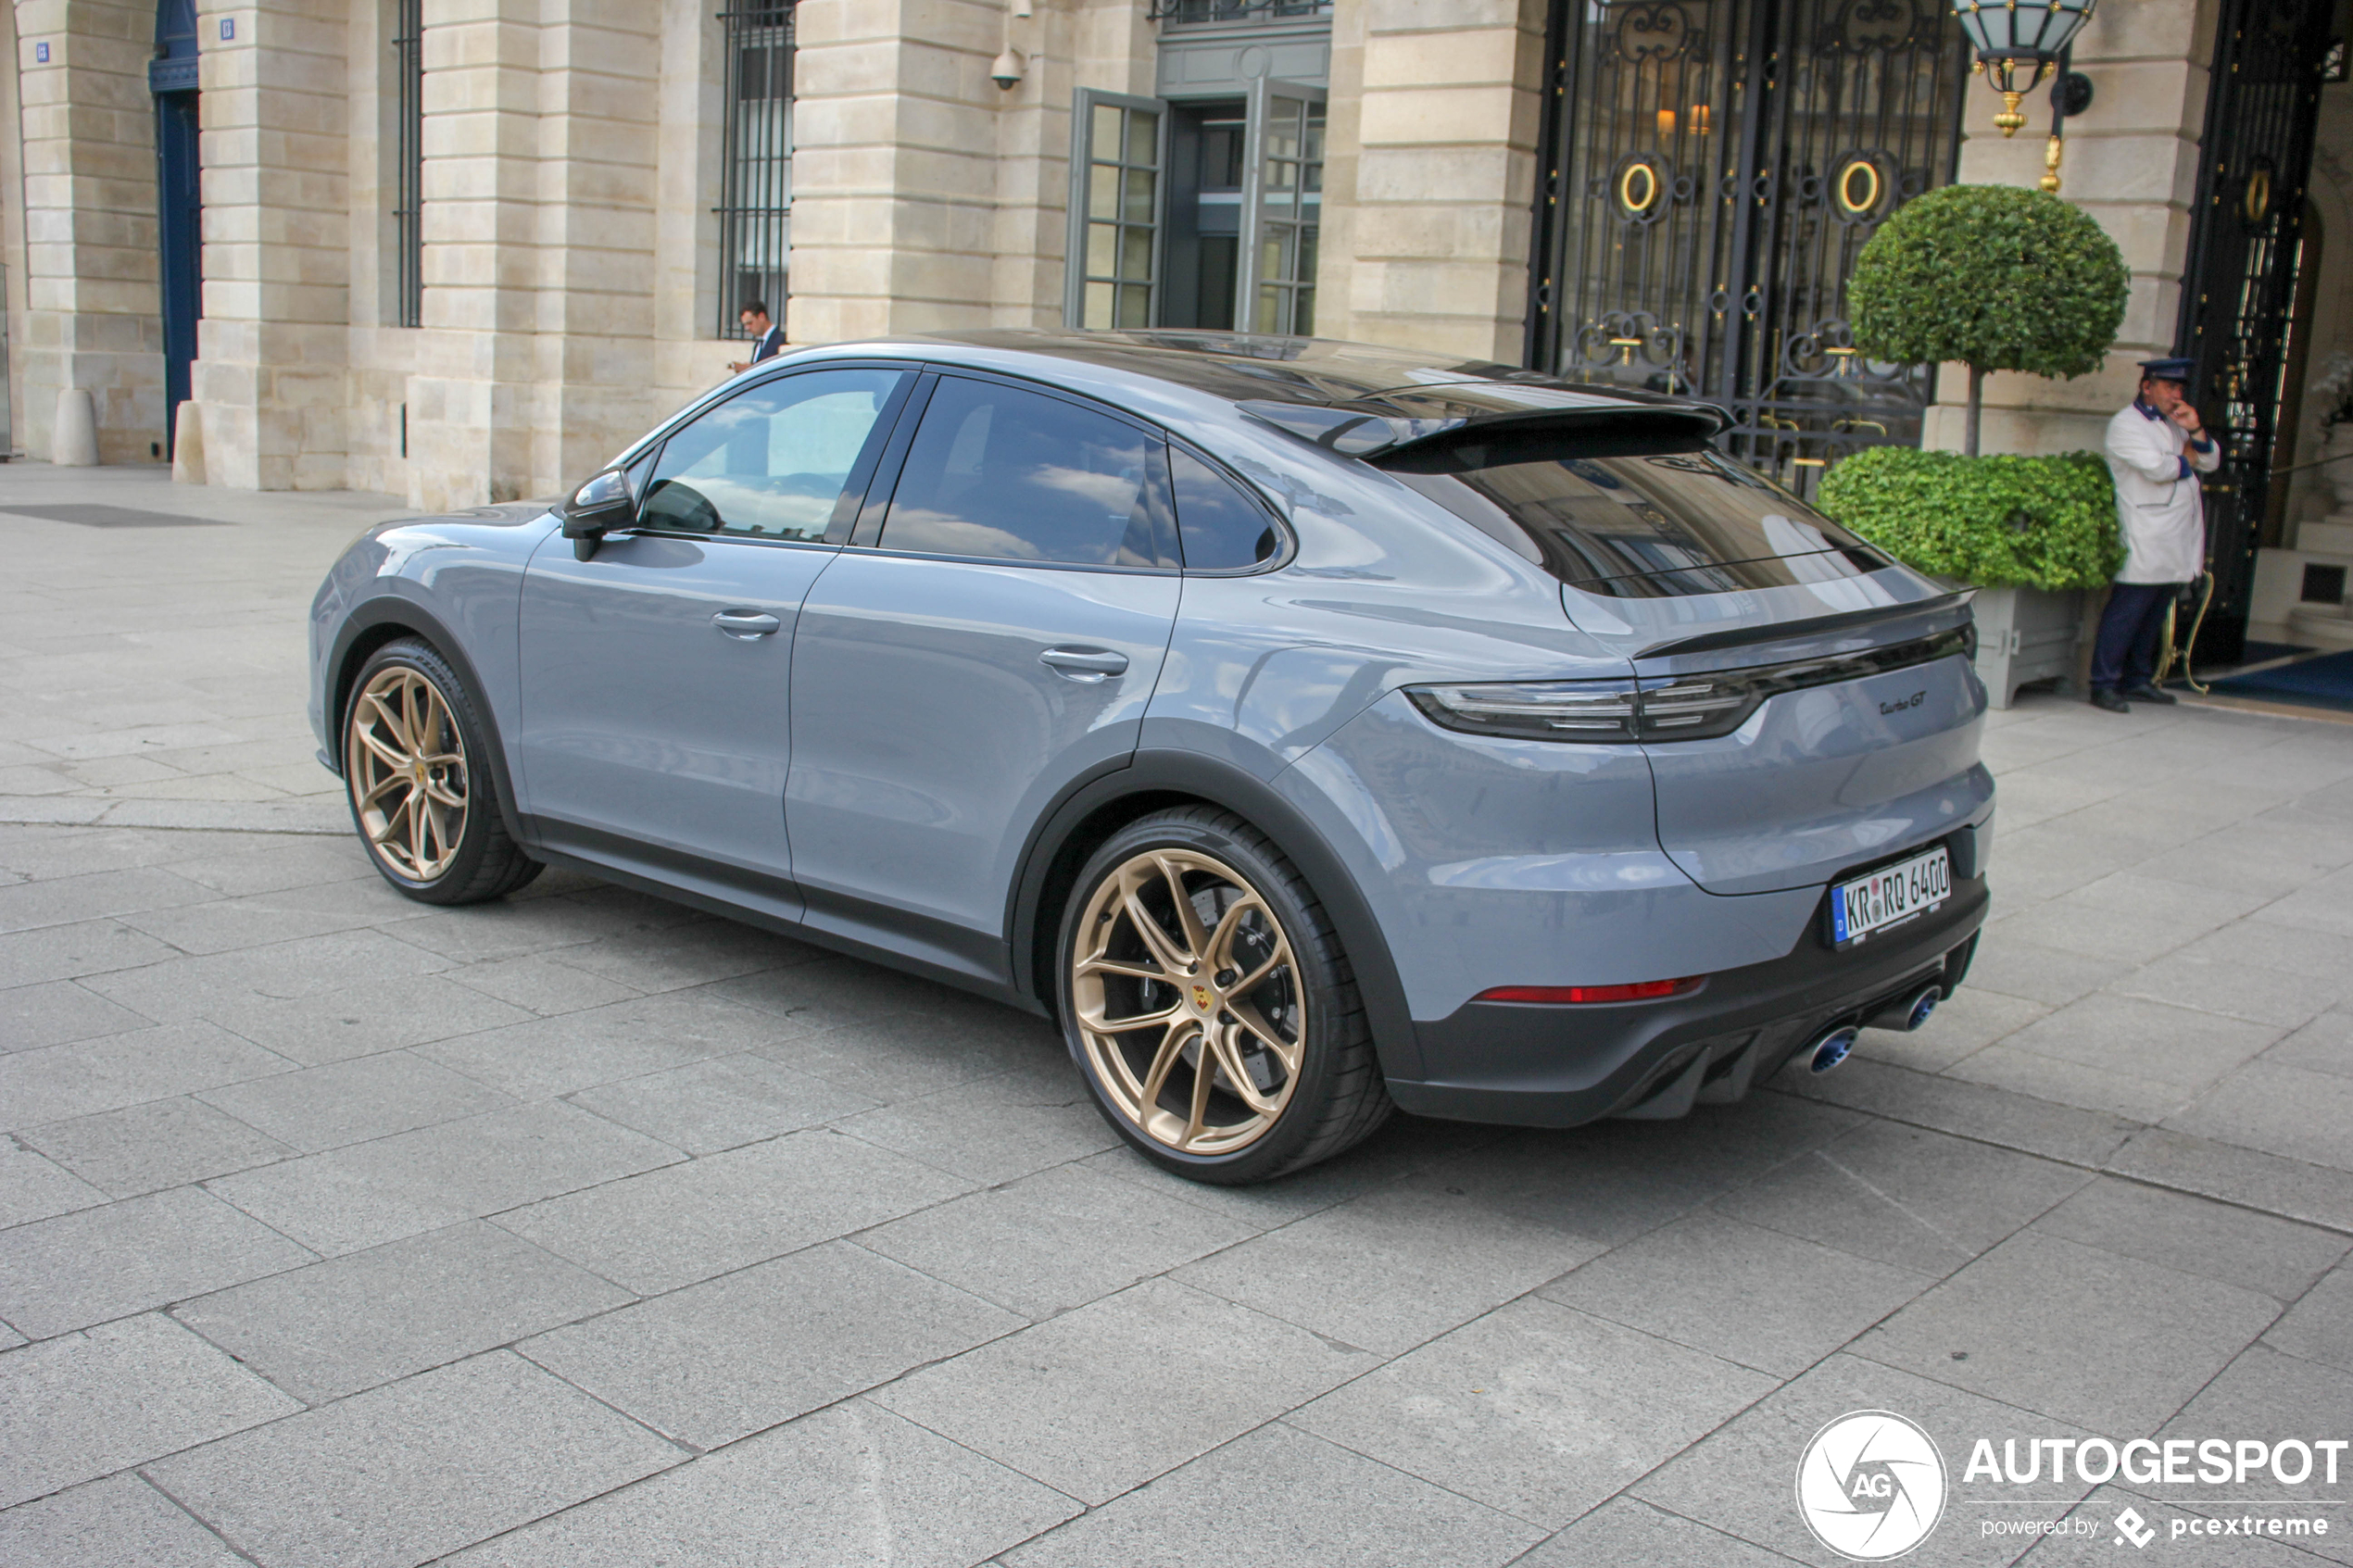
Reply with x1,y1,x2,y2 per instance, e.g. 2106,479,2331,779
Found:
1392,448,1891,598
641,369,905,540
879,378,1172,567
715,4,794,337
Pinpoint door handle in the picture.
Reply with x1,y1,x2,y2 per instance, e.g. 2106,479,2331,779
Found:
711,609,782,638
1039,646,1129,682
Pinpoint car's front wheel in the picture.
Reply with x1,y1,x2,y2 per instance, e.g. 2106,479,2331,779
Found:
1059,806,1390,1184
343,638,541,905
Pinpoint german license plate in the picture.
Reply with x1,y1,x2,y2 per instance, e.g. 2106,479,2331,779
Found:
1830,846,1950,947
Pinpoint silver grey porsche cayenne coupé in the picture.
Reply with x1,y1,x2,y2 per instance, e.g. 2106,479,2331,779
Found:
310,330,1993,1184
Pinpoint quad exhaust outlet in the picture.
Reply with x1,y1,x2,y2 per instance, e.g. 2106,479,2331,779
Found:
1806,1025,1860,1074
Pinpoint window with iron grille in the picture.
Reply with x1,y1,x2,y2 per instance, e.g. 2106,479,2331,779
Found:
716,5,794,339
1148,0,1330,21
392,0,423,329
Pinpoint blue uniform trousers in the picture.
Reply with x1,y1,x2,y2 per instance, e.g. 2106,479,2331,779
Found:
2090,582,2183,692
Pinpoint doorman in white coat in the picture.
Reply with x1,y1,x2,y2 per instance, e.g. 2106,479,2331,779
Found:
2092,357,2221,713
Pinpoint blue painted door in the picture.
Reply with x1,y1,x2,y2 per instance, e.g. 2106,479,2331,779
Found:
515,367,912,897
785,374,1181,981
152,0,202,453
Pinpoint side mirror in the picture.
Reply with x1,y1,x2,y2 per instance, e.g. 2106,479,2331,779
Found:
562,469,636,560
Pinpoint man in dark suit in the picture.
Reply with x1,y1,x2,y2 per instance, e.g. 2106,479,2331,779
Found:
725,301,785,375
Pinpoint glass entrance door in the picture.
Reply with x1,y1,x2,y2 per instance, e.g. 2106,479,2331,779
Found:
1164,103,1246,329
1067,82,1325,336
1236,81,1324,336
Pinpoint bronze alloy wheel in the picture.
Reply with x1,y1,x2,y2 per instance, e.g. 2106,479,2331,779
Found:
346,664,471,883
1070,847,1307,1156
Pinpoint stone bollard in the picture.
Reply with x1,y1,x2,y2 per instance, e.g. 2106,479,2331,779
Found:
53,388,98,466
171,401,207,484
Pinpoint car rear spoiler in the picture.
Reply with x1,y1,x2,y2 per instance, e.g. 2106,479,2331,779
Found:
1236,395,1731,466
1632,590,1979,660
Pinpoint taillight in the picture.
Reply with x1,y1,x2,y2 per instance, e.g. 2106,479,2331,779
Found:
1408,677,1755,742
1405,623,1973,745
1405,681,1641,741
1476,976,1705,1004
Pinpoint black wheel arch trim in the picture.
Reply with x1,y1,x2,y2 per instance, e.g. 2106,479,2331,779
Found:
1005,748,1425,1083
328,596,531,850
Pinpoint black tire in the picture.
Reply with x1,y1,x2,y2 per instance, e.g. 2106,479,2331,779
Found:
341,637,541,905
1057,805,1391,1184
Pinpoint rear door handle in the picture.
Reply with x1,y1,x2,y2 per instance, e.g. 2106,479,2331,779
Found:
712,609,782,638
1039,646,1129,682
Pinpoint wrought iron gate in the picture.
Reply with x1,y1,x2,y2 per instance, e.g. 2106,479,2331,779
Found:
1527,0,1967,492
2178,0,2332,665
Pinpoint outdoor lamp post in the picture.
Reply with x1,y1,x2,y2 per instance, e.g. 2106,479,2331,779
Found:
1951,0,2098,136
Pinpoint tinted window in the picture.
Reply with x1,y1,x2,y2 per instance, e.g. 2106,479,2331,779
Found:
1392,450,1889,598
880,378,1169,566
641,369,904,540
1170,447,1278,570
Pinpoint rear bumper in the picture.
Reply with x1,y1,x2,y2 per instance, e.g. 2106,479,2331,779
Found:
1386,874,1988,1127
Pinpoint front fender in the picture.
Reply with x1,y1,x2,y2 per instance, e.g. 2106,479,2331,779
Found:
315,510,559,847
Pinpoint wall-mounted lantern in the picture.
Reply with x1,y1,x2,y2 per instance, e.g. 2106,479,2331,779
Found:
1951,0,2097,136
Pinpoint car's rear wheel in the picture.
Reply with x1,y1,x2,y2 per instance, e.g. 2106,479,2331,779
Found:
343,639,540,905
1060,806,1390,1184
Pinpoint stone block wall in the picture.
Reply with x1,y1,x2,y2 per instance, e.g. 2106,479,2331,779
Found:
192,0,353,491
4,0,2336,510
12,0,168,465
1314,0,1547,364
788,0,1006,344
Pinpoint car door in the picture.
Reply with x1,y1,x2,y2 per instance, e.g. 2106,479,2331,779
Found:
516,365,913,898
785,371,1183,982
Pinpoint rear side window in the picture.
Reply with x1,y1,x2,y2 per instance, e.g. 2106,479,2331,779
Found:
1391,449,1890,598
880,378,1172,567
1170,447,1279,571
641,369,905,541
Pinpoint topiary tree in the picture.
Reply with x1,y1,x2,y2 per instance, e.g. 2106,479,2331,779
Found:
1847,184,2128,458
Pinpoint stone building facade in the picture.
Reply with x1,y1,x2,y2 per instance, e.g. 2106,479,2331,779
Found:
0,0,2348,648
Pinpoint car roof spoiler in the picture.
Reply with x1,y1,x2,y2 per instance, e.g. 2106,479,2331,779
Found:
1236,389,1731,465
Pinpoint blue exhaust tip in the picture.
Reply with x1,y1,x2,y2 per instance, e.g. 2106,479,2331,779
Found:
1906,986,1942,1031
1808,1026,1859,1074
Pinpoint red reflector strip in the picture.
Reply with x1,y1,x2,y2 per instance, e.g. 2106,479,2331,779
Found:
1476,976,1705,1004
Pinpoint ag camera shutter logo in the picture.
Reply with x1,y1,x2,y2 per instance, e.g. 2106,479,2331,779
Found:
1796,1410,1948,1560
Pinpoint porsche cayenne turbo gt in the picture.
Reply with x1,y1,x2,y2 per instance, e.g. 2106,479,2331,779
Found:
310,331,1993,1184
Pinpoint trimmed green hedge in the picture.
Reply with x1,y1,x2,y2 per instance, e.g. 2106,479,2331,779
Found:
1815,446,2121,593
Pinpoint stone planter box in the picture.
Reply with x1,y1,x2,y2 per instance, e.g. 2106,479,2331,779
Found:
1964,583,2086,709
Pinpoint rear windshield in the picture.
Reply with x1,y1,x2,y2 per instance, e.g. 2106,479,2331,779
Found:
1390,449,1892,597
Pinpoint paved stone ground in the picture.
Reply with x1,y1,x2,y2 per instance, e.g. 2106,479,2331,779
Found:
3,464,2352,1567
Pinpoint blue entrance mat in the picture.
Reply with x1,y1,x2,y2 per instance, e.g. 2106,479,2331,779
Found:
2201,648,2353,712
